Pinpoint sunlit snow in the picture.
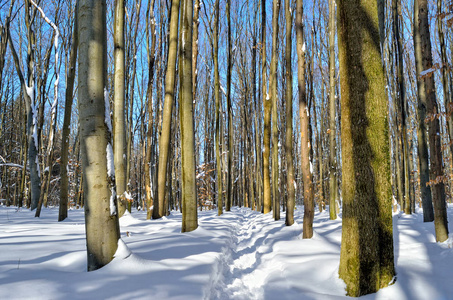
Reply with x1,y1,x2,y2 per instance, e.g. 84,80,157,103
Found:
0,204,452,299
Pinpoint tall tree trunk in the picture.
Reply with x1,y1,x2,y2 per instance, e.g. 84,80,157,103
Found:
59,3,79,222
253,3,262,213
179,0,197,232
328,0,338,220
414,0,449,241
192,0,200,101
156,0,180,219
145,0,157,220
285,0,295,226
296,0,313,238
113,0,127,216
413,0,435,222
337,0,395,295
213,0,223,216
437,0,453,174
226,0,233,212
8,0,41,211
78,0,120,271
271,0,280,221
262,0,272,215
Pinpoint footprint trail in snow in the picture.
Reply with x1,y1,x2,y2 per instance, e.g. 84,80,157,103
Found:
204,208,289,300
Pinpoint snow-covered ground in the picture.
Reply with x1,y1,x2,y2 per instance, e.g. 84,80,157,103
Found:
0,204,452,300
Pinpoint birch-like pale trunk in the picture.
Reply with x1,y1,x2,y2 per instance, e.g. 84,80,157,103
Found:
113,0,127,216
78,0,120,271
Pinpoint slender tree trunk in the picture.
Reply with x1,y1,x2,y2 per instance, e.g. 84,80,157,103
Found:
156,0,180,219
270,0,280,221
413,0,435,222
226,0,233,212
414,0,448,241
328,0,338,220
213,0,223,216
179,0,197,232
296,0,313,238
59,4,78,221
192,0,200,101
337,0,395,295
262,0,272,215
285,0,294,226
437,0,453,170
8,0,41,211
78,0,120,271
145,0,157,220
113,0,127,216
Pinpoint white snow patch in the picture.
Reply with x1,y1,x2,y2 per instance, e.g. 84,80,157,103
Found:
110,186,117,216
114,239,132,259
106,143,115,178
1,204,453,300
104,87,113,133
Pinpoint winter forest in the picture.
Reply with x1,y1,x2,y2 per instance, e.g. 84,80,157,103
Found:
1,0,453,298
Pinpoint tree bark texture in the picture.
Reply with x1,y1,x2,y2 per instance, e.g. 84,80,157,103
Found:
285,0,295,226
271,0,280,221
113,0,128,216
414,0,448,241
337,0,395,295
78,0,120,271
156,0,180,219
179,0,198,233
296,0,314,238
413,0,435,223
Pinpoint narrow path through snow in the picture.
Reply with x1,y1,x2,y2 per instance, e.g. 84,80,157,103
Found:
204,208,286,300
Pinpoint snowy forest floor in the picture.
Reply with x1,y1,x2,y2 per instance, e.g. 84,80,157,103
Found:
1,204,453,300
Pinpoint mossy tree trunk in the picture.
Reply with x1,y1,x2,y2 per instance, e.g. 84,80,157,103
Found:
337,0,395,296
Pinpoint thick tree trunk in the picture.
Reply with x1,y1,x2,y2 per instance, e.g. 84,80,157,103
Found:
337,0,395,295
179,0,197,232
78,0,120,271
